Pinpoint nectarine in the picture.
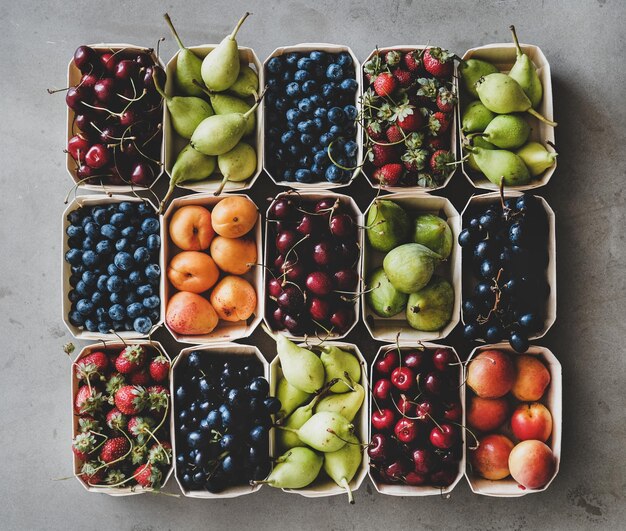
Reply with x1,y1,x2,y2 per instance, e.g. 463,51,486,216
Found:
470,434,514,480
169,205,215,251
467,350,516,399
166,291,218,335
511,355,551,401
209,276,256,322
509,440,555,489
511,402,553,442
167,251,219,293
210,236,257,275
467,396,509,432
211,196,258,238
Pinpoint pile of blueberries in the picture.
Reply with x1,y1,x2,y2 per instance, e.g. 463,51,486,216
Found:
64,201,161,335
174,352,280,493
264,50,359,184
459,193,550,352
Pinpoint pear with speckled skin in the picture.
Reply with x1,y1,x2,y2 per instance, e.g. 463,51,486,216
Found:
469,114,530,149
323,433,362,504
230,64,259,98
509,25,543,108
462,101,496,133
163,13,205,97
251,447,322,489
516,142,558,176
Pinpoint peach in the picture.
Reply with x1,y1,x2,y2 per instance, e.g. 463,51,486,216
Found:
509,440,555,489
467,349,516,398
166,291,218,335
167,251,219,293
209,236,257,275
211,196,258,238
470,434,514,480
511,402,553,442
209,276,257,322
511,355,551,401
169,205,215,251
467,396,509,432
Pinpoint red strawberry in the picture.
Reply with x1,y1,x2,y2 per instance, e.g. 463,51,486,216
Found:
372,163,403,186
427,136,449,151
74,385,104,415
392,68,413,88
384,50,402,67
428,111,451,136
75,351,109,381
115,344,146,374
369,143,398,167
106,407,127,431
373,72,397,97
148,442,173,466
128,416,156,443
72,432,96,461
130,369,151,386
430,149,455,173
423,47,455,79
397,112,423,133
401,148,429,172
366,123,385,141
385,125,405,144
130,443,148,465
147,385,170,413
100,436,130,463
105,372,126,395
77,415,100,433
149,354,170,383
436,87,457,113
134,463,163,488
114,385,147,415
403,50,422,72
80,461,105,485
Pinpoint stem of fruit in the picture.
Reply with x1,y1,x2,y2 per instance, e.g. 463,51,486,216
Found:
509,25,523,57
339,478,355,504
163,13,186,50
213,174,230,196
151,69,169,102
527,108,557,127
326,141,363,171
452,421,480,450
230,12,251,40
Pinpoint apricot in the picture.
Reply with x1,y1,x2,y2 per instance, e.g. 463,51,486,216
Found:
209,236,257,275
509,440,555,489
169,205,215,251
167,251,219,293
211,196,258,238
511,355,551,401
470,434,514,480
209,276,257,322
166,291,218,335
467,396,509,432
467,349,516,399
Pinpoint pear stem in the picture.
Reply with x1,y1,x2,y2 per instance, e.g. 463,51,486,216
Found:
192,79,213,97
340,477,355,504
527,108,557,127
230,12,251,40
163,13,186,51
151,69,169,102
244,86,267,119
509,25,523,57
214,174,229,196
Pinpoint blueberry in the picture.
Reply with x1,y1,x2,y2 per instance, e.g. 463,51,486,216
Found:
100,224,118,240
82,237,96,251
106,275,123,293
108,304,126,321
137,203,152,216
95,307,108,320
133,316,152,334
282,169,295,182
66,225,83,238
81,216,94,228
71,265,85,275
110,213,127,228
309,94,323,107
295,169,314,183
143,295,160,309
285,81,300,97
285,108,300,123
115,238,129,252
145,264,160,280
310,163,324,177
321,83,336,98
121,226,136,239
91,290,104,305
84,319,98,332
319,133,332,146
113,251,134,272
302,79,318,94
82,250,98,267
69,275,80,288
69,310,85,327
340,78,358,92
288,144,301,157
106,263,119,276
109,292,124,304
124,291,138,304
248,377,269,398
281,130,297,145
297,120,314,134
336,52,353,67
266,57,283,73
136,284,153,297
343,103,358,121
67,211,81,225
313,151,329,165
325,165,346,183
275,97,289,111
76,299,94,315
329,124,342,136
187,431,207,450
344,140,358,157
118,201,134,213
149,309,160,322
297,97,312,113
309,50,327,62
141,218,159,235
95,240,112,255
263,397,281,414
94,274,107,291
326,63,343,81
128,271,143,285
146,234,160,253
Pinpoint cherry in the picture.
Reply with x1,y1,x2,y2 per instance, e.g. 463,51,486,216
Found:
66,86,88,112
281,260,306,282
115,59,139,81
277,285,304,312
308,297,331,321
99,125,123,143
439,446,462,465
423,371,445,396
131,162,155,186
273,255,286,272
384,459,410,482
142,65,165,93
329,306,354,332
76,164,96,181
276,230,299,254
282,313,304,333
337,241,359,267
394,417,418,443
404,471,428,486
312,240,334,267
443,401,462,422
367,433,393,463
396,394,415,416
314,198,340,217
305,271,333,296
135,52,153,68
270,198,295,220
93,78,116,102
371,408,395,431
118,109,138,127
100,52,118,74
429,424,458,449
296,214,319,236
372,379,392,401
74,45,98,73
391,366,415,392
268,278,283,298
330,214,355,239
404,351,428,371
430,466,458,487
80,73,98,90
333,269,359,291
412,448,437,474
433,348,457,372
85,144,110,169
415,400,436,421
375,349,399,376
74,114,91,133
272,307,284,327
67,135,90,161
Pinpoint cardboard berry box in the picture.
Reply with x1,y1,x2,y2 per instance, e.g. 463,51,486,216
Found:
164,45,264,194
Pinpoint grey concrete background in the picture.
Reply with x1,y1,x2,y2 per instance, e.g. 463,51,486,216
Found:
0,0,624,529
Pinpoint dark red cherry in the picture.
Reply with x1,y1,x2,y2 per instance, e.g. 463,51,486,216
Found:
67,135,90,161
94,78,116,102
73,45,98,73
333,269,359,291
330,214,355,239
130,162,155,186
305,271,333,296
308,297,331,321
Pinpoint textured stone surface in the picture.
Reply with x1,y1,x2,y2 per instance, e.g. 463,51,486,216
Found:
0,0,624,529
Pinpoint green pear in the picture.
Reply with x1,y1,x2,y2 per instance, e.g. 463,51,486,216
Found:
383,243,441,294
320,345,361,393
365,267,408,318
509,25,543,108
412,214,452,259
476,73,556,127
323,433,362,504
229,64,259,98
201,12,250,91
194,83,256,137
274,332,325,394
214,142,257,195
459,58,498,98
254,447,322,489
464,136,495,173
277,393,324,451
315,383,364,422
466,145,531,186
163,13,205,97
190,98,260,156
406,276,454,331
366,199,410,252
281,411,354,453
516,141,558,176
276,376,311,419
462,101,496,133
152,71,213,139
470,114,530,149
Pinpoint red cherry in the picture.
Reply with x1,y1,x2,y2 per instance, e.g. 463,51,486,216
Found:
329,306,354,332
131,162,155,186
282,313,304,333
443,401,462,422
333,269,359,291
270,198,295,220
367,433,394,463
372,379,392,401
268,278,283,298
305,271,333,296
276,230,299,255
394,417,418,443
375,350,399,376
281,260,305,282
329,214,355,239
391,366,415,392
296,214,319,236
404,471,428,486
65,86,88,112
429,424,458,449
67,135,90,161
430,466,458,487
93,78,116,102
433,348,457,372
100,52,118,74
118,109,138,127
396,394,415,416
384,459,410,482
423,371,445,395
73,45,98,73
76,164,96,181
404,350,428,371
272,307,284,328
85,144,110,169
277,285,304,312
371,408,395,431
415,400,436,421
114,59,139,81
314,198,340,217
312,241,335,267
80,73,98,89
412,448,437,474
308,297,331,321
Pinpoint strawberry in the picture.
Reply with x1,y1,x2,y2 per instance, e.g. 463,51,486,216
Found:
372,163,403,186
114,385,147,415
149,354,170,383
373,72,397,97
130,369,151,386
134,463,163,489
405,131,426,149
403,50,422,72
436,87,457,113
74,351,108,381
397,112,423,133
417,77,442,103
148,442,172,466
104,469,126,485
423,47,455,79
401,148,429,172
384,50,402,67
363,55,383,78
74,385,104,415
128,416,156,443
115,344,146,374
385,125,405,144
77,415,100,433
427,136,449,151
130,442,148,465
417,172,441,188
147,385,170,413
72,432,96,461
100,436,130,463
428,111,451,136
369,143,398,167
366,122,385,141
80,461,105,485
106,407,127,431
105,372,126,395
392,68,413,88
430,149,455,173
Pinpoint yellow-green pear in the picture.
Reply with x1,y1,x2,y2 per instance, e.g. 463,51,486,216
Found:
509,25,543,108
315,383,365,422
252,447,322,489
214,142,257,195
323,433,362,504
273,332,325,394
320,345,361,393
229,64,259,98
163,13,205,97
